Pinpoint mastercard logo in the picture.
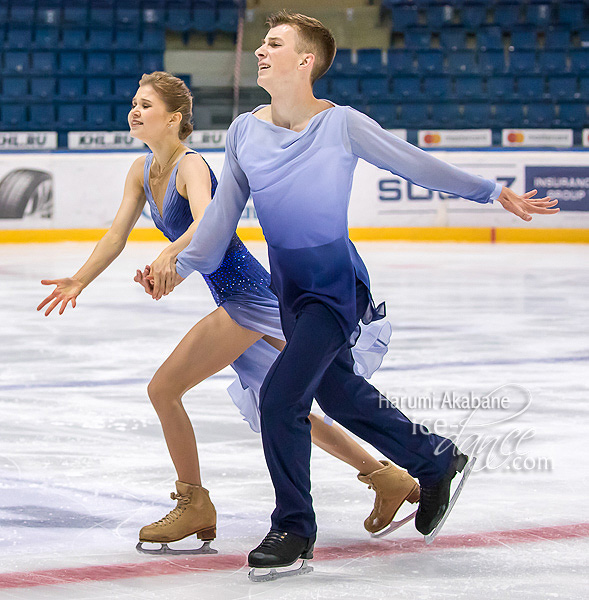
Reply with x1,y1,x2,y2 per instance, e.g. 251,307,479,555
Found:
507,132,525,143
423,133,442,144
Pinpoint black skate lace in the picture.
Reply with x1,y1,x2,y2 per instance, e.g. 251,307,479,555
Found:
152,492,190,527
257,531,288,551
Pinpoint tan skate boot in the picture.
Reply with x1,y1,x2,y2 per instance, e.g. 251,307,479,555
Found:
137,481,217,555
358,461,420,534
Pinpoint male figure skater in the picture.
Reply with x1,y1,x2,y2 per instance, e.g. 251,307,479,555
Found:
164,11,558,577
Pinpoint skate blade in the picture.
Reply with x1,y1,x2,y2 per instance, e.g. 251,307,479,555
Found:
248,559,313,582
424,455,477,545
370,509,417,539
136,541,218,555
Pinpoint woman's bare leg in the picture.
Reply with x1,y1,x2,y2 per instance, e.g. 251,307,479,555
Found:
148,307,263,485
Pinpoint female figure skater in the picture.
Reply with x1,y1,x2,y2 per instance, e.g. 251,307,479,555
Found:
37,72,418,553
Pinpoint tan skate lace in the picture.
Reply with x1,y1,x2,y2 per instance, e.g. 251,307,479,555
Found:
151,492,190,527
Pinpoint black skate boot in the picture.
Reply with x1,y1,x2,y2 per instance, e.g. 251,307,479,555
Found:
248,530,315,582
415,452,469,536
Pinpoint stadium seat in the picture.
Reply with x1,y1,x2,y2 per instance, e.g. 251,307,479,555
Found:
4,51,30,74
6,27,33,50
579,30,589,49
1,104,27,128
59,51,84,75
114,29,141,50
142,6,165,27
331,77,361,102
462,103,491,127
31,77,56,99
87,52,112,75
356,49,385,74
557,2,585,26
331,49,354,74
87,77,113,100
142,28,166,51
62,28,87,50
477,27,503,51
114,53,140,76
510,28,537,50
479,50,505,74
447,50,478,74
423,75,452,100
486,74,517,100
63,6,88,27
89,8,115,28
399,103,431,128
431,102,461,128
114,77,137,101
37,7,61,27
86,104,113,128
58,104,85,129
491,103,524,128
217,6,239,32
545,28,572,51
32,52,58,75
525,103,555,127
579,77,589,100
570,49,589,73
3,77,28,98
508,50,537,74
455,75,484,99
58,77,85,99
558,103,587,128
517,75,545,100
114,103,132,128
367,103,397,130
527,3,553,27
387,49,416,74
115,8,141,28
193,8,217,33
547,75,578,101
538,50,568,74
392,75,421,99
88,29,114,51
141,52,164,72
415,50,444,73
30,104,56,129
425,4,453,28
439,28,467,51
492,2,522,28
460,4,487,29
166,6,192,32
34,27,60,50
361,75,390,100
313,78,329,99
391,5,419,30
404,28,432,50
9,6,35,25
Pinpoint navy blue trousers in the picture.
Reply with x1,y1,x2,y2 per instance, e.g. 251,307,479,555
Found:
259,285,455,539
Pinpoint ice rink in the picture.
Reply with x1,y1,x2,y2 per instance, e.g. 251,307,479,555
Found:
1,240,587,599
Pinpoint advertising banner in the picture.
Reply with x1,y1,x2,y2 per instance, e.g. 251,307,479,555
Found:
502,129,574,148
418,129,492,148
525,166,589,212
0,132,57,150
67,132,146,150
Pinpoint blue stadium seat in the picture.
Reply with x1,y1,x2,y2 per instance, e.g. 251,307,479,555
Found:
477,27,503,51
558,103,587,128
166,7,192,32
4,51,30,74
89,8,115,28
331,49,354,74
142,28,166,50
538,50,568,74
30,104,56,129
570,49,589,73
460,4,487,29
361,75,390,100
399,103,431,128
58,104,85,129
88,29,114,50
142,6,165,27
36,6,61,27
491,103,524,128
415,49,444,73
87,52,112,75
425,4,453,28
61,28,87,50
356,49,385,74
313,78,330,99
404,28,432,50
331,77,361,102
478,49,505,74
114,53,140,76
508,50,537,74
486,74,517,100
430,103,460,128
462,103,491,127
492,2,522,28
31,76,56,99
547,75,578,100
34,27,60,50
455,75,484,99
87,77,112,100
423,75,452,99
525,103,555,127
217,7,239,32
114,29,140,50
387,49,416,74
527,3,553,27
9,6,35,24
545,28,572,51
59,51,84,75
193,8,217,33
557,2,585,26
1,105,27,128
114,77,137,101
115,8,141,28
367,103,397,130
579,30,589,49
63,6,88,27
439,28,467,51
87,104,113,128
32,52,58,75
3,77,28,98
6,27,33,50
510,28,537,50
142,52,164,72
447,50,478,74
58,77,84,99
517,75,545,100
579,77,589,100
392,75,421,99
391,5,419,30
114,104,132,128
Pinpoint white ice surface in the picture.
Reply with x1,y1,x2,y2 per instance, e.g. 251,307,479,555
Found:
0,241,587,599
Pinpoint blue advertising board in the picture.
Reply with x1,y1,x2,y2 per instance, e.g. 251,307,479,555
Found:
525,166,589,212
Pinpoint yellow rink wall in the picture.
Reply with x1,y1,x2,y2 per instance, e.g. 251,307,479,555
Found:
1,227,588,244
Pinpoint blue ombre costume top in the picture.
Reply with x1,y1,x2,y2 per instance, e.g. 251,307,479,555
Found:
176,104,502,338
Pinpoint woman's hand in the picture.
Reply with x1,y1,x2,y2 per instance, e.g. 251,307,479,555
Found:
134,265,154,295
37,278,85,316
149,250,178,300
